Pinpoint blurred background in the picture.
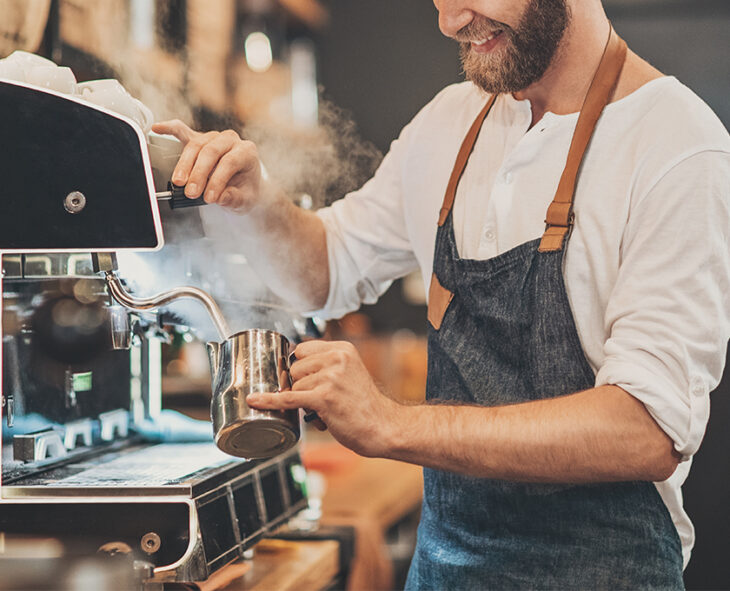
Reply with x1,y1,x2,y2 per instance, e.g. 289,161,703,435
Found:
1,0,728,588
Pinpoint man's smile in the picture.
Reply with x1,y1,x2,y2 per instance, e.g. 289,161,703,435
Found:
470,29,505,53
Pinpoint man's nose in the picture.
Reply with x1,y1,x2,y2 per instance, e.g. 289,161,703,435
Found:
435,1,475,38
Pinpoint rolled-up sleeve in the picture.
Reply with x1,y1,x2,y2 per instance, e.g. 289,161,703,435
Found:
305,126,421,320
596,150,730,461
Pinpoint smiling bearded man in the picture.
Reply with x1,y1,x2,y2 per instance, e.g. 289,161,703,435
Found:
458,0,570,93
155,0,730,587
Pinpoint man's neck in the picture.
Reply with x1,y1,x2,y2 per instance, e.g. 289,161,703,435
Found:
513,7,611,128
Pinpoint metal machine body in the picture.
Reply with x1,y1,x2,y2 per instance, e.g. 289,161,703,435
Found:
0,444,307,582
0,80,308,584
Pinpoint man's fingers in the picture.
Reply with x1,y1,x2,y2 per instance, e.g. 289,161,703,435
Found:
218,189,236,208
151,119,195,144
204,143,258,204
150,124,258,209
170,130,218,192
247,390,328,432
290,373,322,392
290,355,330,381
186,131,240,200
151,119,199,188
294,340,333,358
294,340,354,359
246,390,316,411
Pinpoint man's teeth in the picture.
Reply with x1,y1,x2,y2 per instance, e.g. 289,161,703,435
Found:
473,30,502,45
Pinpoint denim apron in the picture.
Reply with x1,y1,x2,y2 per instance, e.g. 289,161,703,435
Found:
406,30,684,590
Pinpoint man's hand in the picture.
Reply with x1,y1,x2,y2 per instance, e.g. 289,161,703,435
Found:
246,340,403,458
151,120,262,214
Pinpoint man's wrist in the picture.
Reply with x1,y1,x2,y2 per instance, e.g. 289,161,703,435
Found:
381,400,422,461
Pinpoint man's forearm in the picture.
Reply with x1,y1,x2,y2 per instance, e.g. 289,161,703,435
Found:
386,385,680,483
238,183,329,312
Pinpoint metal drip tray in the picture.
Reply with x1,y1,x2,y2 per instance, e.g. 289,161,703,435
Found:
4,443,241,497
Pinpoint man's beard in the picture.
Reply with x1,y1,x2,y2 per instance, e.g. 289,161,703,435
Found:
458,0,570,94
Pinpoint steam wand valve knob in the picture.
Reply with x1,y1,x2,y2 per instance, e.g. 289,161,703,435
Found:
91,252,119,273
156,182,207,209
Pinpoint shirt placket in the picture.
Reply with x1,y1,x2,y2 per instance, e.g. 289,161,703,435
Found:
478,114,548,259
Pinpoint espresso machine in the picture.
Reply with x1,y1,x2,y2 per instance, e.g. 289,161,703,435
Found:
0,79,310,586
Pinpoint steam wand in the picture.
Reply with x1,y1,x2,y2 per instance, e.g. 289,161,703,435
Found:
92,254,231,341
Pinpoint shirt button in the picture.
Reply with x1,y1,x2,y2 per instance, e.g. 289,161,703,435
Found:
503,172,514,184
691,380,706,398
483,227,496,242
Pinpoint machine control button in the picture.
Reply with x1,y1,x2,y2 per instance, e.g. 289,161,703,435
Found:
141,532,162,554
64,191,86,214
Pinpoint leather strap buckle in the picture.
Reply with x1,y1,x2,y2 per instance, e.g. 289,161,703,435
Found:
543,211,575,232
539,213,575,253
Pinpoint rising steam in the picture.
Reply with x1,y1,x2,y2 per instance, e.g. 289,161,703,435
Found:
243,98,382,208
108,57,382,342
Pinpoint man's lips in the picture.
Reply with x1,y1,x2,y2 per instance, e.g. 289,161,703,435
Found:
470,29,505,54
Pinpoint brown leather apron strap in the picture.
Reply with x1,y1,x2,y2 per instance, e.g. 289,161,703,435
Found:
538,28,628,252
427,272,454,330
438,93,499,226
430,93,498,329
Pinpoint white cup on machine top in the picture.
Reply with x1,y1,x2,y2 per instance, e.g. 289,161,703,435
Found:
0,50,56,83
78,79,154,133
1,50,54,70
0,59,26,82
25,65,78,94
0,52,77,95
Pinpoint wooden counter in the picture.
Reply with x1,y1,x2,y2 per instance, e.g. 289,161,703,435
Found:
322,456,422,530
195,539,340,591
305,438,423,590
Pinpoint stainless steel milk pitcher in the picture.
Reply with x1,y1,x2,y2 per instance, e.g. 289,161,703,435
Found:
208,329,300,459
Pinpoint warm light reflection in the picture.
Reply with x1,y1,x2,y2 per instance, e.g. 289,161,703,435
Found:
245,32,273,73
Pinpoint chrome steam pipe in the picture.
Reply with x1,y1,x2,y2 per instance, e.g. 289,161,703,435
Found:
104,271,231,341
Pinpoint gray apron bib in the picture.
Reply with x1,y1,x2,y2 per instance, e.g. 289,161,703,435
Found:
406,29,684,590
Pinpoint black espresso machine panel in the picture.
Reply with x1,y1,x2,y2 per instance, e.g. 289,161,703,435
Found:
0,80,308,585
0,79,160,250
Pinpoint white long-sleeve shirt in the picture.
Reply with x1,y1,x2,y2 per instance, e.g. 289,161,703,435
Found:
311,77,730,565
